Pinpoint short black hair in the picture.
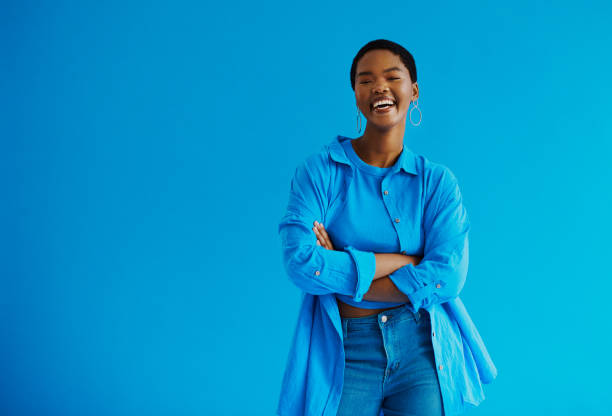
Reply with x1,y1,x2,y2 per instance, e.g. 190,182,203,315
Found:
350,39,417,91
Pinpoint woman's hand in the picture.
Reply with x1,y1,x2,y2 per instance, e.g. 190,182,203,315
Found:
312,220,335,250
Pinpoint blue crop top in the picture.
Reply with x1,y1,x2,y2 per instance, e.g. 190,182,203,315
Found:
329,137,407,309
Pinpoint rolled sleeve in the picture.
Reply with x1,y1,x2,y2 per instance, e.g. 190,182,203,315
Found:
343,245,376,302
388,263,450,314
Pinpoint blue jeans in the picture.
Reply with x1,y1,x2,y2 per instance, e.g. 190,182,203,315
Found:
337,303,444,416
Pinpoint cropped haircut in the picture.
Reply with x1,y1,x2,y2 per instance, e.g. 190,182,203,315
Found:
350,39,417,91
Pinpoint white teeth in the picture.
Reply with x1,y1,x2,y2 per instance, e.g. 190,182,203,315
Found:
373,99,395,108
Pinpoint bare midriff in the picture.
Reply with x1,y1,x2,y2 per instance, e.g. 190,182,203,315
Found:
336,298,407,318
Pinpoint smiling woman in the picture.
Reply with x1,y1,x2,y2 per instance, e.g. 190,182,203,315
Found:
351,40,422,130
277,39,497,416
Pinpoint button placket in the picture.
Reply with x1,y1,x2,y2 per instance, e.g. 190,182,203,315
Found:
381,179,405,255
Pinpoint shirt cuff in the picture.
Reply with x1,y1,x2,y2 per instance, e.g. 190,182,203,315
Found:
388,264,426,313
343,245,376,302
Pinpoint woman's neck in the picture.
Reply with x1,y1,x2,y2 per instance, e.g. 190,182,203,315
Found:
354,125,405,168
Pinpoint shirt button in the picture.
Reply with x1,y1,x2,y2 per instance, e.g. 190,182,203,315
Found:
394,218,400,223
381,315,388,323
439,364,443,370
401,250,407,254
432,331,435,337
436,283,441,289
315,270,320,276
383,190,389,195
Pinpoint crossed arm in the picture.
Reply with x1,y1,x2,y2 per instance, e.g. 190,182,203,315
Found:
311,220,422,303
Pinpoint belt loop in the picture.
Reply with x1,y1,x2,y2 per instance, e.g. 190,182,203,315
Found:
342,319,348,340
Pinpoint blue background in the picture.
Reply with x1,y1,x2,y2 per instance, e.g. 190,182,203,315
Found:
3,1,611,415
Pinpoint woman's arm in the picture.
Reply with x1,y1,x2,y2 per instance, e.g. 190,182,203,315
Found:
386,168,470,313
314,222,414,280
279,161,378,301
362,276,409,303
363,262,422,303
313,221,422,302
362,255,422,302
372,253,419,281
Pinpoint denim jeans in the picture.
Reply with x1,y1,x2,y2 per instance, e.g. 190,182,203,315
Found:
337,303,444,416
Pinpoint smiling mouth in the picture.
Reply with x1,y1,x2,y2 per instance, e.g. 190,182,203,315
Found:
371,102,396,113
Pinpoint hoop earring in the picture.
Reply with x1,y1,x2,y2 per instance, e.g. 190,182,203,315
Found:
409,98,422,126
356,105,363,133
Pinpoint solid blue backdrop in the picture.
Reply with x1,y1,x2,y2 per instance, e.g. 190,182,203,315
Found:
2,1,611,415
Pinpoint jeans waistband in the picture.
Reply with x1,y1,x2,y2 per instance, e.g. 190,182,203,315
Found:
340,303,424,329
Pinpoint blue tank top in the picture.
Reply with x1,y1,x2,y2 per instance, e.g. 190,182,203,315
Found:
330,137,406,309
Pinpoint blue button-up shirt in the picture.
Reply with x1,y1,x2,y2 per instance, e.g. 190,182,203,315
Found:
277,135,498,416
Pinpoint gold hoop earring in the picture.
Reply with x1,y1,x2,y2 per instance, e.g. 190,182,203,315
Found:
410,98,422,126
356,105,362,133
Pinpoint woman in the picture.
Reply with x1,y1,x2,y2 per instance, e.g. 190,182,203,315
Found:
277,39,497,416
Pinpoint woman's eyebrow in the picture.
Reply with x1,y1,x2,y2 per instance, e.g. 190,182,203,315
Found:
357,66,403,77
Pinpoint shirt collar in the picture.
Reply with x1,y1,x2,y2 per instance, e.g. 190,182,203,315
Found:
327,135,418,175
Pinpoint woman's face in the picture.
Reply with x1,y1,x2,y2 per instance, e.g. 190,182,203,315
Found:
354,49,418,130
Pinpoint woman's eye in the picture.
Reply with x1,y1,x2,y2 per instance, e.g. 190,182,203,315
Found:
360,78,398,84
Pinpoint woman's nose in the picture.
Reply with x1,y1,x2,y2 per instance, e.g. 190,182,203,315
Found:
373,81,389,93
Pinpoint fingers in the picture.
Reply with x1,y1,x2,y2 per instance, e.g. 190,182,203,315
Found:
313,220,334,250
312,224,328,249
316,221,332,248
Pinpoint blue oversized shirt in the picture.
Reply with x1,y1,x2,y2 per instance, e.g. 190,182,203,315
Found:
277,135,498,416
